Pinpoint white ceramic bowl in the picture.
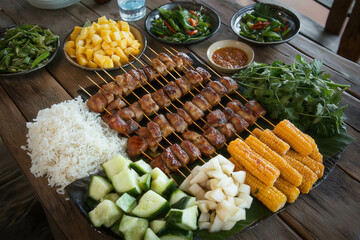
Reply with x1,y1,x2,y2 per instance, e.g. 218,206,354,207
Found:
207,40,254,74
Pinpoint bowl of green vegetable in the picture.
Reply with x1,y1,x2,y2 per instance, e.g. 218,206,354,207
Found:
231,3,300,45
145,2,221,45
0,24,60,76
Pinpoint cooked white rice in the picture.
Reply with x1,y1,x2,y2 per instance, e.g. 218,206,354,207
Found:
22,96,127,194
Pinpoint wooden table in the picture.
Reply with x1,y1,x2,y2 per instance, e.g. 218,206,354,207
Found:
1,0,359,239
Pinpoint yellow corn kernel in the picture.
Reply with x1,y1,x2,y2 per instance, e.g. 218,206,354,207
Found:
273,119,313,156
283,155,318,194
245,135,303,187
303,134,323,162
286,150,324,178
228,139,280,186
274,177,300,203
252,128,262,138
237,164,287,212
260,129,290,156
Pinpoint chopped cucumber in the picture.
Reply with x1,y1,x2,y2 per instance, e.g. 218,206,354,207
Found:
151,176,176,197
102,154,131,181
150,220,167,234
88,175,113,201
165,206,198,230
116,193,137,213
138,173,151,191
131,159,152,175
171,196,196,210
158,229,193,240
150,167,169,180
88,200,123,228
169,189,188,205
113,168,142,196
144,228,160,240
132,190,170,219
101,193,119,203
119,214,148,240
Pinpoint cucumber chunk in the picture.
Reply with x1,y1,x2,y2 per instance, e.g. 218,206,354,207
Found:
144,228,160,240
132,190,170,219
150,167,169,180
119,214,148,240
151,176,176,197
116,192,137,213
165,206,198,231
171,196,196,210
113,168,142,196
169,189,188,205
88,200,123,228
150,219,167,234
138,173,151,191
102,154,131,181
158,229,193,240
88,175,113,201
100,193,119,203
131,159,152,175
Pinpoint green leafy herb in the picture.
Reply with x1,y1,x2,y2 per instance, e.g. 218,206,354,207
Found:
232,55,350,136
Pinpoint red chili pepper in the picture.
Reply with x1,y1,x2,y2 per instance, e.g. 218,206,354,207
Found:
283,25,289,31
253,21,263,27
189,10,198,17
250,25,264,29
263,21,271,25
188,18,197,27
164,20,176,34
275,27,280,32
186,29,198,36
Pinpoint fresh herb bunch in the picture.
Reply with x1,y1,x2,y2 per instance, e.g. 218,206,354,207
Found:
232,55,350,136
0,24,59,73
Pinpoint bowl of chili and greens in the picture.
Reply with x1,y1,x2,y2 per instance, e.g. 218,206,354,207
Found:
0,24,59,76
145,2,221,45
231,3,300,44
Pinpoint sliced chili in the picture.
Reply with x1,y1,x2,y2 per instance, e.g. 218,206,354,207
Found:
189,10,198,17
275,27,280,32
186,29,198,36
188,18,197,27
164,20,177,34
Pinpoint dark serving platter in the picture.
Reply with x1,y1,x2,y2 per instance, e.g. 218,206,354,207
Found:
0,24,60,76
66,52,349,239
145,2,221,45
231,3,301,45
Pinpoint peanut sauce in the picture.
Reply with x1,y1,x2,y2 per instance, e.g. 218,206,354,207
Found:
212,47,248,68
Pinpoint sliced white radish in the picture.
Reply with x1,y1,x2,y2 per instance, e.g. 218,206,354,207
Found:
192,165,201,176
217,176,233,188
190,171,208,185
189,183,206,200
179,173,193,192
209,215,225,232
229,208,246,222
198,212,210,222
232,171,246,184
214,154,230,165
199,222,211,230
207,170,227,180
223,182,238,197
234,197,247,208
221,163,235,176
238,193,253,209
208,178,220,190
204,189,226,202
226,196,235,205
197,201,209,213
216,200,239,222
238,183,251,195
222,221,237,231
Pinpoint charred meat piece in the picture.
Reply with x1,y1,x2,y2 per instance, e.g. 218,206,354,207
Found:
175,77,191,95
166,113,188,133
86,93,107,113
206,109,227,127
126,119,139,135
101,90,114,105
151,58,168,76
223,107,235,121
127,136,148,158
139,94,160,116
245,100,267,118
171,143,190,166
119,107,135,120
218,123,237,140
114,74,125,87
147,121,162,139
185,69,203,87
192,94,211,112
227,100,256,125
137,127,161,152
196,67,211,83
201,86,221,106
101,111,112,124
183,101,204,121
171,55,184,71
153,114,175,138
100,82,122,98
163,81,183,101
107,98,126,111
151,155,171,175
203,126,226,149
158,53,176,69
177,52,193,68
161,147,182,171
151,89,171,109
137,69,148,85
177,108,193,125
180,140,201,163
122,73,138,96
129,102,144,122
229,113,249,133
107,112,127,134
183,130,201,142
128,69,142,85
143,65,159,81
183,130,215,156
209,81,227,97
219,77,239,94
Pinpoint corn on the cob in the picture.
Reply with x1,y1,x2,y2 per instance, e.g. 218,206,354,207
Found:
228,139,280,186
245,135,303,187
229,157,242,171
283,155,318,194
260,129,290,155
274,177,300,203
273,119,313,156
286,150,324,178
252,128,263,138
237,164,287,212
309,145,323,163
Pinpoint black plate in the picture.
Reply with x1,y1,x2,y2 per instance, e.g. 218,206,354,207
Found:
0,24,60,76
231,3,301,45
145,2,221,45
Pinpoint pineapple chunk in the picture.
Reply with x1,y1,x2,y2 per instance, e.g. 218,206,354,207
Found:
76,39,85,47
78,27,89,40
102,41,111,51
94,54,107,68
92,34,102,45
65,40,75,49
86,48,94,60
76,46,86,55
70,26,82,41
88,60,98,68
94,49,106,56
104,47,115,56
119,39,127,49
76,54,88,66
103,57,114,68
66,47,76,58
119,21,130,31
111,55,121,66
111,31,121,41
114,47,128,64
98,16,108,24
100,30,112,43
110,41,118,48
98,24,110,31
132,40,141,49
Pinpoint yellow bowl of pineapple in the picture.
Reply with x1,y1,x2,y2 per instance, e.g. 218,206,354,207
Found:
64,16,147,70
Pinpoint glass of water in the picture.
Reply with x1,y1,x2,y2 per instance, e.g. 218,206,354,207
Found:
117,0,146,21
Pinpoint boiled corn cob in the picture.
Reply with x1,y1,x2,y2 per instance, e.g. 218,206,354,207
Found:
286,150,324,178
303,133,323,162
274,177,300,203
283,155,318,194
229,157,242,171
260,129,290,156
237,164,287,212
273,119,313,156
252,128,263,138
245,135,303,187
228,139,280,186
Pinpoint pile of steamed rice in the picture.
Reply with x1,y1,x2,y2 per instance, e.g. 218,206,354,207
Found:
22,97,127,194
